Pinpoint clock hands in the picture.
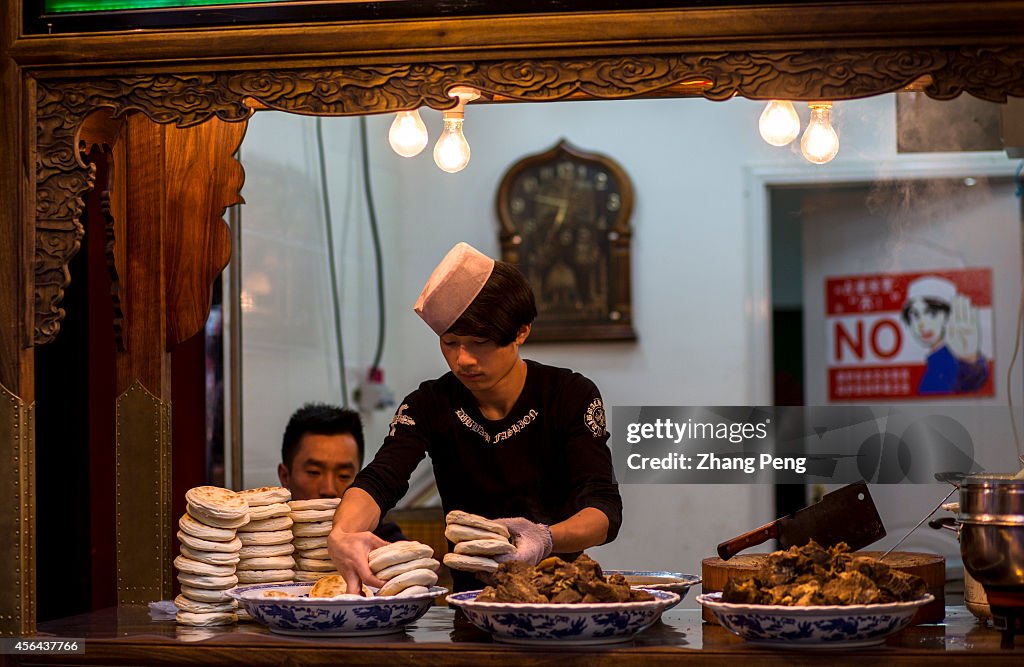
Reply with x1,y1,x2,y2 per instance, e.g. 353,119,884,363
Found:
534,193,571,234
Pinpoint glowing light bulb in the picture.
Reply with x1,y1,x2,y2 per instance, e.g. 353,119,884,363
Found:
800,102,840,164
433,116,471,173
432,86,480,174
758,100,800,146
388,110,428,157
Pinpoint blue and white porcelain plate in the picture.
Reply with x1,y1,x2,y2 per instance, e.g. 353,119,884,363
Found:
227,582,446,637
603,571,701,608
447,588,680,645
698,592,934,648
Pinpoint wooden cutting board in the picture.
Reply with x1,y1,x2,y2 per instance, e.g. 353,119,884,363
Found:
700,551,945,625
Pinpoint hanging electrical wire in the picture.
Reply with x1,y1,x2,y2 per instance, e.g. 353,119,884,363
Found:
358,116,388,375
314,116,350,409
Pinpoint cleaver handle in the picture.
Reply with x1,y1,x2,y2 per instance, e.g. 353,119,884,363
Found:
717,520,782,561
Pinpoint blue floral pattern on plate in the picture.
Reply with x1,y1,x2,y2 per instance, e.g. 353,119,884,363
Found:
227,582,446,637
447,589,679,645
697,592,934,648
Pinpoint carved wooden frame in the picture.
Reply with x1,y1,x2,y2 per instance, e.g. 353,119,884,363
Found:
33,46,1024,345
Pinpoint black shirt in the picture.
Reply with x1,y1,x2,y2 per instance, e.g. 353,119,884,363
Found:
352,360,622,550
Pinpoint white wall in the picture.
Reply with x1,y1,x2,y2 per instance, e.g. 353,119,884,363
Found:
801,179,1022,562
237,93,1018,586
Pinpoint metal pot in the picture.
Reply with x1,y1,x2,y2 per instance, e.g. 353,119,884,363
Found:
957,474,1024,592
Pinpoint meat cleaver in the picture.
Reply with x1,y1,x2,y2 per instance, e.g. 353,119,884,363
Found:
716,482,886,561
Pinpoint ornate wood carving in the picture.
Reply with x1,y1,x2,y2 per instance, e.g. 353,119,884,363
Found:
33,45,1024,344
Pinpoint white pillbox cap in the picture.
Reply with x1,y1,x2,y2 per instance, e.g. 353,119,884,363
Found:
906,275,956,304
414,242,495,335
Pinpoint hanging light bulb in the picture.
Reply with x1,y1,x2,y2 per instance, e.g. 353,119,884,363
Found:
800,102,840,164
433,86,480,173
758,100,801,146
388,109,428,157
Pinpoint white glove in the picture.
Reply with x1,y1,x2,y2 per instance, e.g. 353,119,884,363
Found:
946,294,980,362
491,517,553,566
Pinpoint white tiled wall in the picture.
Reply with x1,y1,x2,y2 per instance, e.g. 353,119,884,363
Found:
237,94,1019,584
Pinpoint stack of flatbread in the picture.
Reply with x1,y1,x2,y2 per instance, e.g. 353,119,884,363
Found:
367,541,439,597
235,486,296,592
173,486,249,626
288,498,340,582
442,510,514,575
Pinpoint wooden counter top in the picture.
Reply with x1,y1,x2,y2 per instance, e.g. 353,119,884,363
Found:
10,604,1023,666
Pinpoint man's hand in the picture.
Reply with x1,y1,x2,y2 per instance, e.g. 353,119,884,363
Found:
491,517,553,566
327,529,388,594
946,294,980,362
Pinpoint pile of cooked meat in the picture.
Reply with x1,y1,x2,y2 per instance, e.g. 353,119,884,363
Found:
722,540,926,606
475,554,656,603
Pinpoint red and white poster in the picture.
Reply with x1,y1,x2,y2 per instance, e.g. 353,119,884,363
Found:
826,268,995,401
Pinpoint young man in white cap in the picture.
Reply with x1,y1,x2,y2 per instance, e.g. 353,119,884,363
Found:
900,275,988,394
327,242,621,593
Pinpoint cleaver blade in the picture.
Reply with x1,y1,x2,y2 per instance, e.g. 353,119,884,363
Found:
717,482,886,561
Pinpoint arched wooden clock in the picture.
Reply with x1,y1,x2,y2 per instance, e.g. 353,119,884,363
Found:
497,139,636,342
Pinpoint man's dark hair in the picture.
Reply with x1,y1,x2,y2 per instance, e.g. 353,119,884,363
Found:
281,403,365,470
901,297,951,325
447,261,538,345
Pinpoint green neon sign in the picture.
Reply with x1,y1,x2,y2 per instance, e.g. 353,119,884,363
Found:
45,0,294,12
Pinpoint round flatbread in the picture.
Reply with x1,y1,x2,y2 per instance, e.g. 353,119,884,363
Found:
375,557,440,582
446,510,510,538
453,538,516,557
177,531,242,554
294,570,331,582
236,569,295,584
288,498,340,512
368,541,434,573
178,514,236,542
377,568,438,597
239,486,291,507
180,585,233,603
443,553,499,574
174,594,237,614
309,574,346,598
289,508,336,523
292,536,328,551
295,557,336,572
247,503,292,522
175,611,237,627
238,530,293,546
394,585,430,598
445,523,507,543
238,515,293,533
291,521,332,537
174,555,236,577
235,608,253,622
186,505,250,530
237,555,296,571
179,545,241,566
239,543,295,559
177,572,238,589
297,546,330,560
185,486,249,521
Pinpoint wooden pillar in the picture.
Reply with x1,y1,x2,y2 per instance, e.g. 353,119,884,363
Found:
109,112,244,604
0,4,37,637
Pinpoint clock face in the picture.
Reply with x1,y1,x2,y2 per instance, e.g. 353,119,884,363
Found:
497,140,634,338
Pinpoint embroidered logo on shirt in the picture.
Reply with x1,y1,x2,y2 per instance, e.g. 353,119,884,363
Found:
493,409,539,444
455,407,540,445
389,403,415,437
585,398,606,437
455,408,491,443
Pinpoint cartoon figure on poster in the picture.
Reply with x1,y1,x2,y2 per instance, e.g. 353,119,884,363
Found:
900,275,988,395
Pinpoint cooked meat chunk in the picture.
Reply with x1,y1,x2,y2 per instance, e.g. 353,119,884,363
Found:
473,554,655,603
720,539,925,606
